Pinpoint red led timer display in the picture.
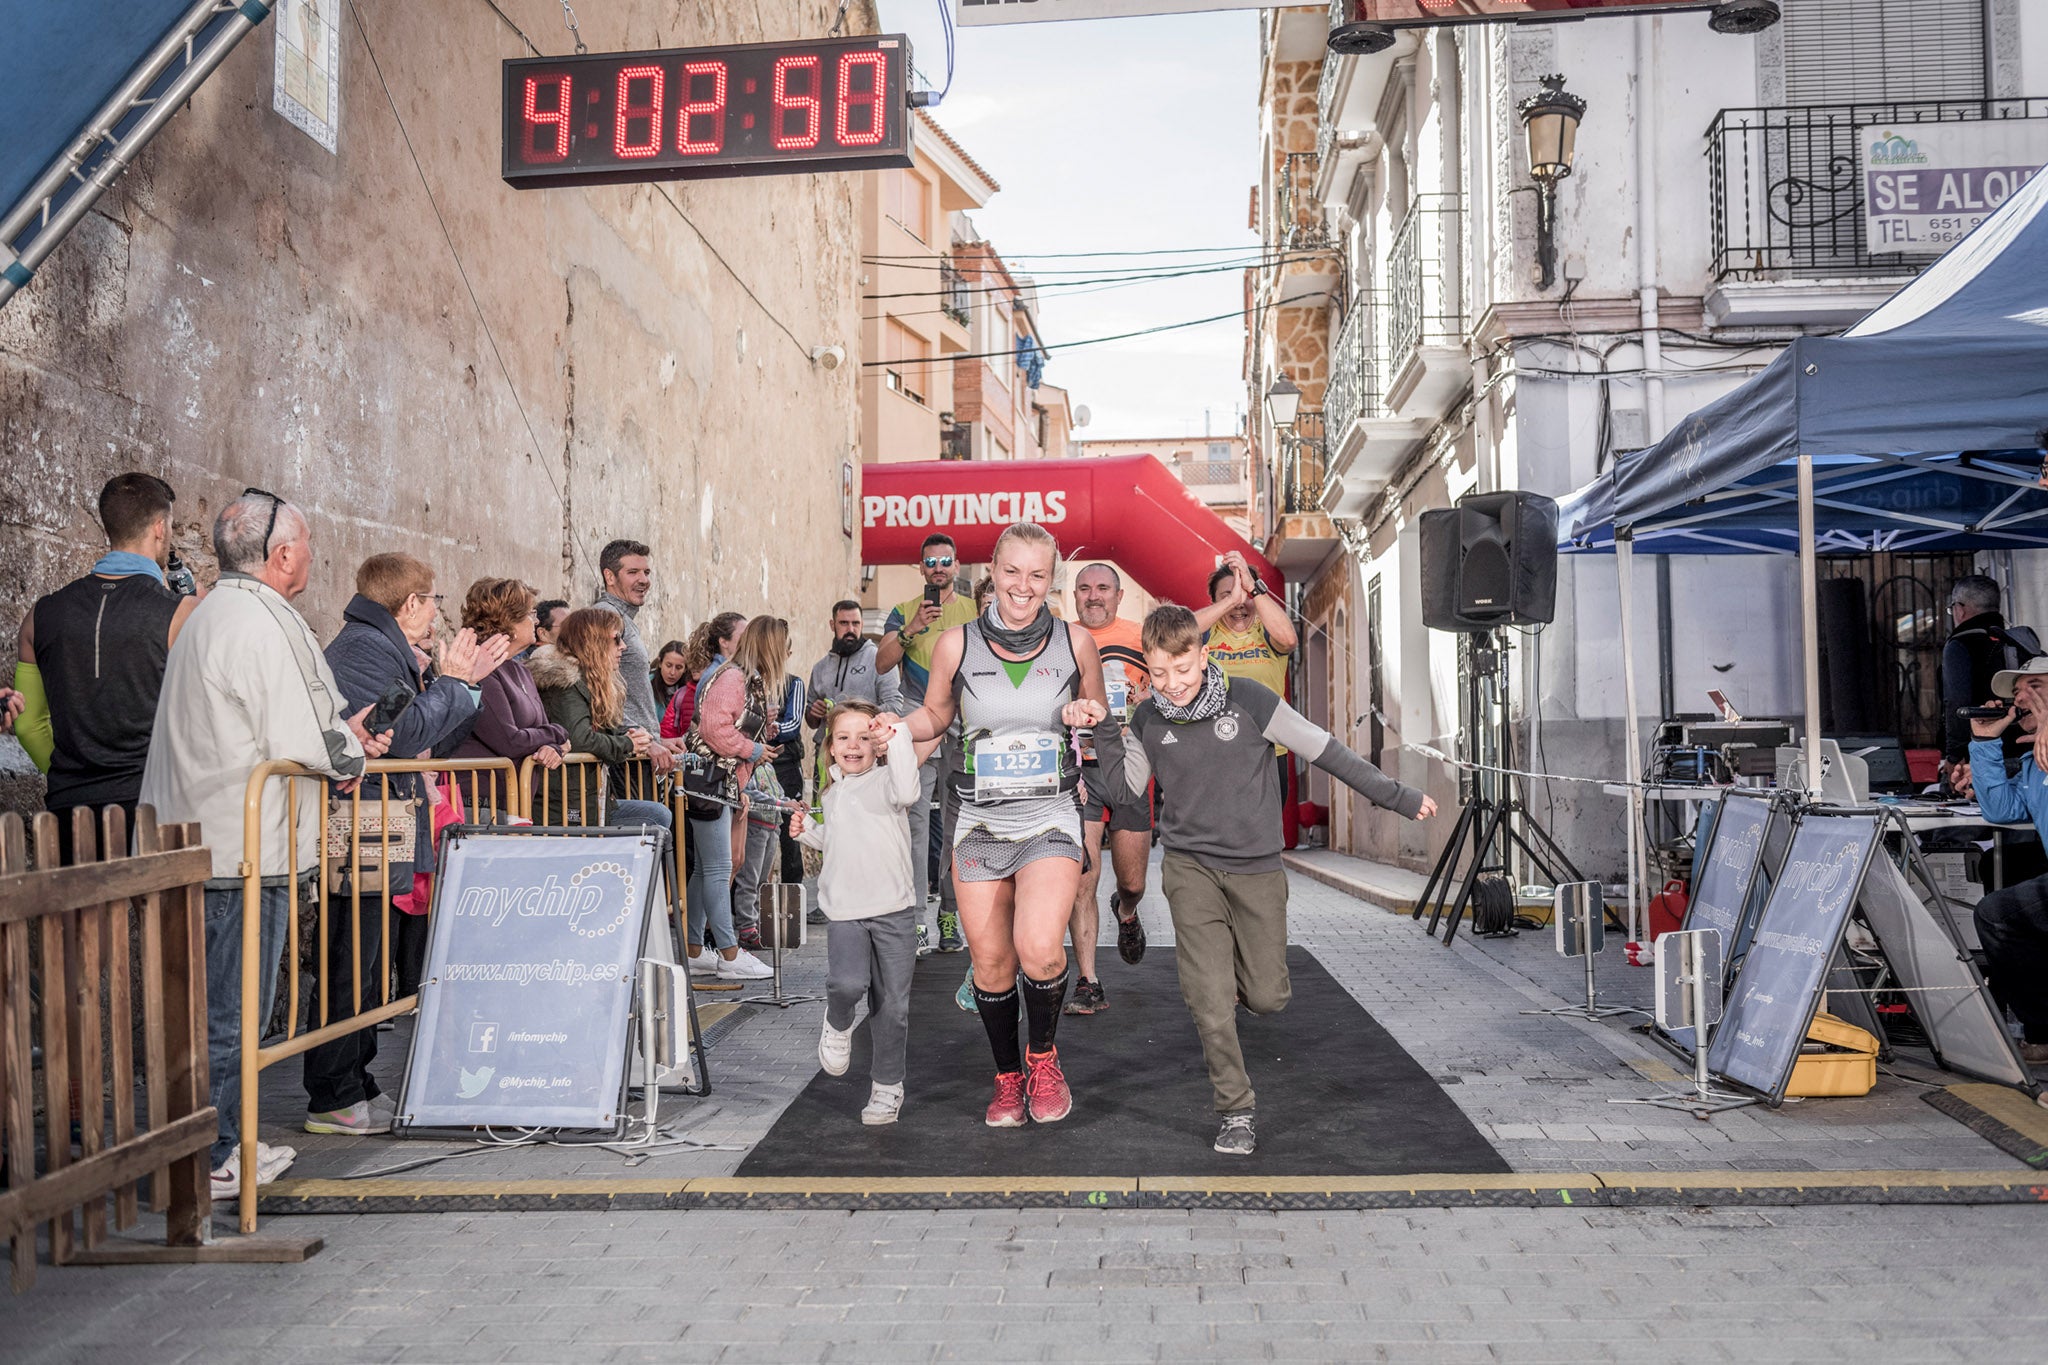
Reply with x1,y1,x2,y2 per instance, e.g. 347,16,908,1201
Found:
502,35,914,187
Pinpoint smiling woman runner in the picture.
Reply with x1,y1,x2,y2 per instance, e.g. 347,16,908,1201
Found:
882,522,1108,1127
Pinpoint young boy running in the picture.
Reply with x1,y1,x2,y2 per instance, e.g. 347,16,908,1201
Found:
1090,605,1438,1155
791,702,938,1125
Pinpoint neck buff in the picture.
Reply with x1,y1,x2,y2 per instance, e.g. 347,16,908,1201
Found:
1153,660,1230,724
93,550,166,585
980,601,1055,655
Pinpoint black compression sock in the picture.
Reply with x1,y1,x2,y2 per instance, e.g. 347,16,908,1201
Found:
973,984,1023,1073
1019,970,1069,1052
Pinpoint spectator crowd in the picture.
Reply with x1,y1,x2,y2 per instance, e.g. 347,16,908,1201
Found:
1,472,1363,1175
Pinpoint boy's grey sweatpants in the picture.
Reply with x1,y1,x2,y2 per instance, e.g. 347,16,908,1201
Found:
825,907,917,1087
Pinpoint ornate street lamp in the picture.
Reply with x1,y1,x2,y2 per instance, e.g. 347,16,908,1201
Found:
1265,374,1302,430
1517,74,1586,292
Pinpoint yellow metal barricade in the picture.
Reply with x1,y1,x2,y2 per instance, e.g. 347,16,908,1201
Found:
519,752,688,919
235,756,518,1233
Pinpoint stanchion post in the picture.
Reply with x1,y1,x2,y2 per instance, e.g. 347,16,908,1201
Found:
1616,533,1647,945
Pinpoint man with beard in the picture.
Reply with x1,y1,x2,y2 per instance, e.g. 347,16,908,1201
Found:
1065,563,1151,1015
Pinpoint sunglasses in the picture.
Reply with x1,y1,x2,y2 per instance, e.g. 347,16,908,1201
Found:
923,555,956,569
243,487,284,556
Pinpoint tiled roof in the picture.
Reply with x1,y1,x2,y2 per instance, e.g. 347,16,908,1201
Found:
917,110,1001,195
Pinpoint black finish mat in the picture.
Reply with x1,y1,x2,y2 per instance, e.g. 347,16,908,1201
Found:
737,945,1508,1177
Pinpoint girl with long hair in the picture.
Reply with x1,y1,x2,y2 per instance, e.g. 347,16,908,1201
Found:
662,610,748,739
882,524,1107,1128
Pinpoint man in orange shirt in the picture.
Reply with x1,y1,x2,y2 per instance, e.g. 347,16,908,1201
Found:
1065,563,1151,1015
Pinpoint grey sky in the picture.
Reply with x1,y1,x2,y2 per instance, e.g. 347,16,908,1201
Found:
876,4,1260,441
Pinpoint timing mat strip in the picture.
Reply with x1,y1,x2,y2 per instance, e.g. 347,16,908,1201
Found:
255,1169,2048,1214
1924,1083,2048,1170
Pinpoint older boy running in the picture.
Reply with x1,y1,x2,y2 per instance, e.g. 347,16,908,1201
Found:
1091,605,1437,1155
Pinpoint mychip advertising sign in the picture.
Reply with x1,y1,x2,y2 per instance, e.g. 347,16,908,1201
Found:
1862,120,2048,256
399,829,664,1134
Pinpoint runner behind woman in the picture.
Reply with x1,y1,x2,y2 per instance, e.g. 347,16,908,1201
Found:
881,523,1107,1127
1089,604,1438,1156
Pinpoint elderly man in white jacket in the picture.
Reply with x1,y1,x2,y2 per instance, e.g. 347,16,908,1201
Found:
140,490,391,1201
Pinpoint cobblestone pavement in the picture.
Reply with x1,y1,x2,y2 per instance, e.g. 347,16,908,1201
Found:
8,1203,2046,1362
254,850,2026,1182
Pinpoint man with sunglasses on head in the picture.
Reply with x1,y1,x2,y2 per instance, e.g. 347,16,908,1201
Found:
878,534,979,952
142,489,394,1203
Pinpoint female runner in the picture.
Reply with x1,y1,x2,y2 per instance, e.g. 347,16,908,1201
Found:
882,522,1107,1126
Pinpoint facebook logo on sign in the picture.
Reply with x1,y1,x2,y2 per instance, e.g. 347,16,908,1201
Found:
469,1022,499,1054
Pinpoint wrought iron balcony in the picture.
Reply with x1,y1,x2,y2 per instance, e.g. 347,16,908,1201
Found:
1281,410,1328,515
1707,98,2048,282
940,423,971,461
1277,151,1336,252
939,258,972,327
1324,291,1388,445
1386,193,1461,376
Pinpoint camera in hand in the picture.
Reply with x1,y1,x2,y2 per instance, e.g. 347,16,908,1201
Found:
1959,701,2012,721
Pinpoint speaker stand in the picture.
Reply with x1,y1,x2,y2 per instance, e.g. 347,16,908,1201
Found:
1414,631,1601,947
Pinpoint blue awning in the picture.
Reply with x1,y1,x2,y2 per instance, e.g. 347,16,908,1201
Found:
1558,162,2048,554
1560,450,2048,555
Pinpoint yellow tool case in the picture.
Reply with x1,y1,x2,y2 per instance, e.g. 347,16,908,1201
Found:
1785,1011,1880,1098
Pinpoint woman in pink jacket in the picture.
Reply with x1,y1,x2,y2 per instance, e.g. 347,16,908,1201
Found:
683,615,791,980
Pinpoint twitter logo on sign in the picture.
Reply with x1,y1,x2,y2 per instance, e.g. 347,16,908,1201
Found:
458,1065,495,1098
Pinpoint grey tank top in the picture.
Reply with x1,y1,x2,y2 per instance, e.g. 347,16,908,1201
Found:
950,618,1083,797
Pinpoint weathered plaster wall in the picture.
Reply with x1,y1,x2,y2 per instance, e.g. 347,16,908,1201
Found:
2,0,868,697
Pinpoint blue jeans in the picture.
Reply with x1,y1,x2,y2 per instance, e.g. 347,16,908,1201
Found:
687,812,737,950
204,882,291,1168
612,797,673,831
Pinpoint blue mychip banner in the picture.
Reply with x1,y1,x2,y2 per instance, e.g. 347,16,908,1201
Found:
399,829,664,1134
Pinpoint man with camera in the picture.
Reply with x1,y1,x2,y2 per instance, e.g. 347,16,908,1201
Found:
14,473,200,860
1965,657,2048,1069
877,534,979,953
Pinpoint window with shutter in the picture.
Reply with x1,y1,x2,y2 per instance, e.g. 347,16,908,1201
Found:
1782,0,1986,106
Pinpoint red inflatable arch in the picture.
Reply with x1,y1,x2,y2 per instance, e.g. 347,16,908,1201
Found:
858,455,1280,607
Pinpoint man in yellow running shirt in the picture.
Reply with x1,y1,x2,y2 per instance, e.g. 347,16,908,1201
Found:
1195,550,1299,828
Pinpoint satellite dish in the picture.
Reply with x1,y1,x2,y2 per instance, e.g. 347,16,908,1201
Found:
1074,405,1092,428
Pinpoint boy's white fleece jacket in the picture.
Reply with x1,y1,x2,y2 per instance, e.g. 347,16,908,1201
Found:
796,726,921,921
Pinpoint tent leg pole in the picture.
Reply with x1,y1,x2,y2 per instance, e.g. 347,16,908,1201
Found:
1617,534,1646,944
1798,453,1824,798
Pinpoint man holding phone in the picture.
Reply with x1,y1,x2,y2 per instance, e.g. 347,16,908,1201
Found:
878,534,979,950
1966,658,2048,1069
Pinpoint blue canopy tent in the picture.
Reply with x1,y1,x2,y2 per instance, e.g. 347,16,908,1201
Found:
1555,163,2048,926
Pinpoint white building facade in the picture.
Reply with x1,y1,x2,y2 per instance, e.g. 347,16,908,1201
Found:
1249,0,2048,880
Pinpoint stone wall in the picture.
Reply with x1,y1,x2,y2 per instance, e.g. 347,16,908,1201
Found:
1,0,871,803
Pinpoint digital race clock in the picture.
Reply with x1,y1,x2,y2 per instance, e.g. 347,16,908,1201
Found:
502,34,916,188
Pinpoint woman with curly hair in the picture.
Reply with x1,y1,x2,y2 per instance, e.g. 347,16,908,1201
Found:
530,607,672,833
452,578,567,814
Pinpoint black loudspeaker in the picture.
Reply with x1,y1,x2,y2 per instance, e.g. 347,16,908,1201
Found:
1419,491,1559,632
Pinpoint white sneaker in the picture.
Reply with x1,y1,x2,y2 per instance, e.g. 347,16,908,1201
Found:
686,949,722,976
210,1141,296,1201
715,948,774,980
818,1021,854,1076
862,1082,905,1126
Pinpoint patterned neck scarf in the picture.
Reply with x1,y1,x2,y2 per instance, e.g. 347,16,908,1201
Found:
980,601,1054,655
1152,661,1229,724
